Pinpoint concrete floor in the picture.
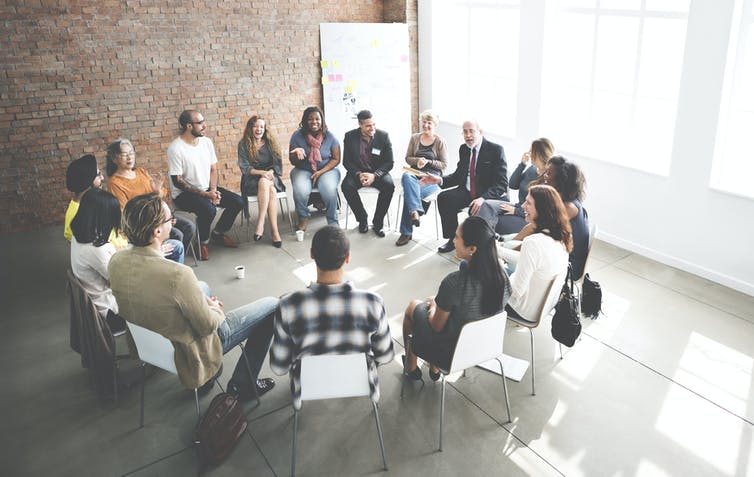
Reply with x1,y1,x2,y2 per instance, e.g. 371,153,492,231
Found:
3,198,754,477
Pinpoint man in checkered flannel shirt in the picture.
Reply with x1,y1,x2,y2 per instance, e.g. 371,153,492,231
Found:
269,225,395,407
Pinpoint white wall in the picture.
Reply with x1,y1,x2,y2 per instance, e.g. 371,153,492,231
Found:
419,0,754,296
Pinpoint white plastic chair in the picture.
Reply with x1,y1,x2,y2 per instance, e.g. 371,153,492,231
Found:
126,322,204,427
413,312,512,451
291,353,388,476
506,272,564,395
343,186,392,230
394,189,441,238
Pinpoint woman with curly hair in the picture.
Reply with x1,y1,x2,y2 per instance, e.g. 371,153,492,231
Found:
509,155,589,278
288,106,342,231
501,184,572,320
238,116,286,247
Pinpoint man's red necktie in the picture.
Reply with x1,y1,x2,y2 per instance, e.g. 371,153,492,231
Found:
469,147,477,198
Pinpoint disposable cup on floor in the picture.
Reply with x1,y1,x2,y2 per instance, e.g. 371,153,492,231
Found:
235,265,245,279
296,230,305,242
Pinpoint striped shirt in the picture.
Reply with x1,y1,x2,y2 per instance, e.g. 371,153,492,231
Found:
269,281,395,408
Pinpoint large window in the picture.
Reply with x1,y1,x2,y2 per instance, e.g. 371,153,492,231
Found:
539,0,689,175
431,0,520,136
711,0,754,198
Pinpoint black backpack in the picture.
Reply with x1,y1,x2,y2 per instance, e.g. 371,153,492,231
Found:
580,274,602,319
551,266,581,347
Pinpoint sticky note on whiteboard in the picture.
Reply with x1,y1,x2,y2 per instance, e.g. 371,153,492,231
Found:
320,60,329,69
333,60,340,69
321,76,329,85
372,39,379,48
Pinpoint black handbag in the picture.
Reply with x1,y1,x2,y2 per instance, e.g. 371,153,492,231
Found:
551,266,581,347
580,273,603,319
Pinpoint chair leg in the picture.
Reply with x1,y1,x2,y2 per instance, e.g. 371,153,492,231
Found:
439,374,446,452
394,193,402,231
529,328,536,396
559,342,563,360
194,389,201,426
238,344,261,407
372,402,388,470
496,357,512,423
291,410,299,477
282,197,294,232
139,363,146,428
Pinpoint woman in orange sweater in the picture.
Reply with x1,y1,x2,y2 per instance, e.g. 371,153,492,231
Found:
105,138,195,251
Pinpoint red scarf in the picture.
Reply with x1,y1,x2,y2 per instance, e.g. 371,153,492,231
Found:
305,133,323,172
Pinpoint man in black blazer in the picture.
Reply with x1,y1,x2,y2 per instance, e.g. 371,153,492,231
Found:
341,110,395,237
422,120,508,253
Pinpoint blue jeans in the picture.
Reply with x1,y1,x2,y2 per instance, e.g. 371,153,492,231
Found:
290,167,341,225
198,282,277,386
164,238,184,264
399,173,440,235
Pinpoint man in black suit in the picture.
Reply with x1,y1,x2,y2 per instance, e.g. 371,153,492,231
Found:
341,110,395,237
422,120,508,253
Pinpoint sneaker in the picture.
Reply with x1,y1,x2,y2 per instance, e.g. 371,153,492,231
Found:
358,221,369,233
212,232,238,248
200,244,209,260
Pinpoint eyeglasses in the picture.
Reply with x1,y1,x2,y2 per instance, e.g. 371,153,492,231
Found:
119,151,136,157
162,214,176,224
96,170,103,177
190,120,205,125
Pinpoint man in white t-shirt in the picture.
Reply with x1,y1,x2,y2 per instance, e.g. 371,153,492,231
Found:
168,110,243,260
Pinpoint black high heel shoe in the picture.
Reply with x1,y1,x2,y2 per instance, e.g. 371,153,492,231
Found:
253,234,262,242
272,240,282,248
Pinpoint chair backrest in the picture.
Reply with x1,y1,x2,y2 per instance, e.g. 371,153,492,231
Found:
126,321,178,375
448,311,508,374
299,353,370,402
576,222,599,283
538,272,565,324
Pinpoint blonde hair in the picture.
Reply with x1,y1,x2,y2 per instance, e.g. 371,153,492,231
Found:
122,193,165,246
420,109,439,126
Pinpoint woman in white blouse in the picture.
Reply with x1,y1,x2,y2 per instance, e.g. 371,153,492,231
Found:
502,184,571,320
70,188,126,333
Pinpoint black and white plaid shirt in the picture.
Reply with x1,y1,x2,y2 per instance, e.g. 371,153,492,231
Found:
269,281,395,408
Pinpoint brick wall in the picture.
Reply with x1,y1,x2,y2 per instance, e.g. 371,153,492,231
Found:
0,0,418,233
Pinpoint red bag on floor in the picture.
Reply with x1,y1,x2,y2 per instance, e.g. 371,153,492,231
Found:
195,392,247,471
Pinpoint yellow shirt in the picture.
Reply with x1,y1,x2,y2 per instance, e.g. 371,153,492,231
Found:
64,198,129,249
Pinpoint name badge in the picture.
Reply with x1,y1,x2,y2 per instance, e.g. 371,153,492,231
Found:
371,147,381,155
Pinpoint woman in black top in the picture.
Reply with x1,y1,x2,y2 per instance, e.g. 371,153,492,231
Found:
238,115,286,247
401,216,511,379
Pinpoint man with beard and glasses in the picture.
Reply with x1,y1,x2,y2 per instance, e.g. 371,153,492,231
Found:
168,109,243,260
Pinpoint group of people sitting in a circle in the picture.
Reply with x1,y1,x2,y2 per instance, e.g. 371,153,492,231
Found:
63,105,589,406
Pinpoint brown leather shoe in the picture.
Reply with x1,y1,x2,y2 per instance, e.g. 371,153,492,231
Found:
395,234,412,246
200,244,209,260
297,217,308,231
212,232,238,248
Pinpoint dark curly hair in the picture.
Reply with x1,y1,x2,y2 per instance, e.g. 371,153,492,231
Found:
528,184,573,252
298,106,328,136
543,155,586,203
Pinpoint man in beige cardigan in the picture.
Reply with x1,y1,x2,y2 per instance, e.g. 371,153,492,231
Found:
109,192,277,399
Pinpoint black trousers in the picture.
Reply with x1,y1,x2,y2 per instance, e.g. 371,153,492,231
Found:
173,187,243,241
341,173,395,228
437,187,471,239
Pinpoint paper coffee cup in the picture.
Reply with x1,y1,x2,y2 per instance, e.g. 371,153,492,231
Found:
295,230,305,242
235,265,245,279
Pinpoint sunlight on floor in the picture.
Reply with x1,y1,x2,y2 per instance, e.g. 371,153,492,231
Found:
674,332,752,416
656,385,741,475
